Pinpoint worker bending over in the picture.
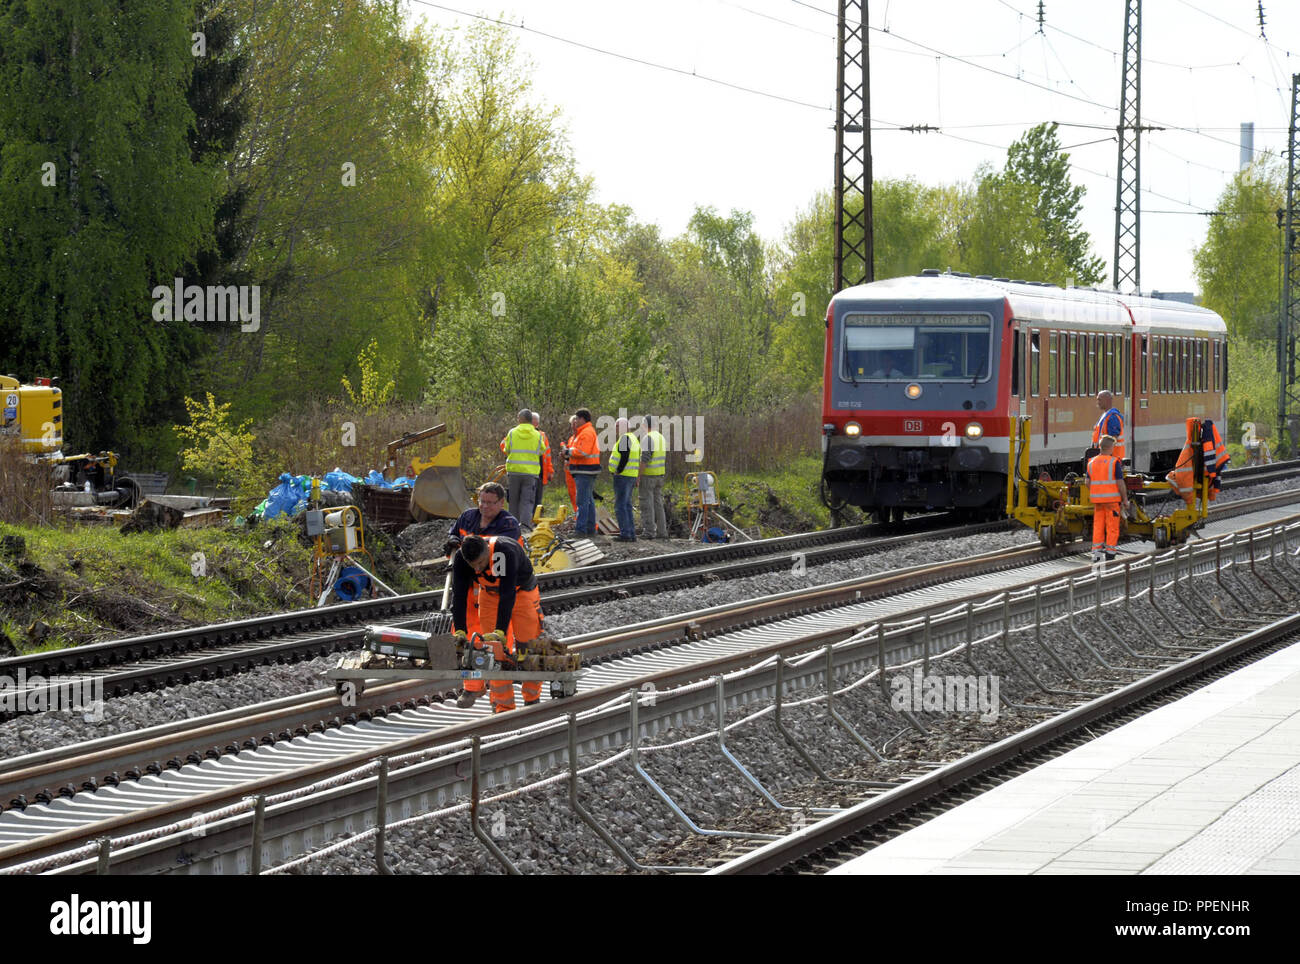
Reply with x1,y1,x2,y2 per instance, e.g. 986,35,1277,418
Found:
451,535,544,712
1084,435,1130,563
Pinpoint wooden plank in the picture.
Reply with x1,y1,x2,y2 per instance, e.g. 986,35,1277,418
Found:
179,508,226,528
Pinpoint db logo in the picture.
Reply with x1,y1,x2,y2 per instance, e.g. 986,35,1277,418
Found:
903,420,923,433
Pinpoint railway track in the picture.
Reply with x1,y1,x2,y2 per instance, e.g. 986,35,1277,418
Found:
3,461,1290,717
0,517,1011,715
4,483,1294,719
711,607,1300,875
2,500,1298,874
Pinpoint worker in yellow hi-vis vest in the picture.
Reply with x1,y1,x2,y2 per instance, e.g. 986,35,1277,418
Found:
638,415,668,539
500,408,543,530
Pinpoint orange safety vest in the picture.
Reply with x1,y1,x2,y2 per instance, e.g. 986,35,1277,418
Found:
1092,408,1126,460
569,422,600,472
1087,454,1122,503
1165,445,1196,506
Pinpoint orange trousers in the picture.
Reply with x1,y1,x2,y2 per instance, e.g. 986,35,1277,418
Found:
565,469,577,512
1092,503,1120,555
465,586,544,711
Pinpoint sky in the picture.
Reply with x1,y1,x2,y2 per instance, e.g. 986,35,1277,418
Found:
403,0,1300,293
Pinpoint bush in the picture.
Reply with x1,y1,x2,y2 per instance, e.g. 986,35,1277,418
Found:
0,437,54,526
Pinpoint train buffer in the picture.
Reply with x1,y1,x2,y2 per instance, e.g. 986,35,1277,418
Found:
326,625,584,703
1006,417,1210,551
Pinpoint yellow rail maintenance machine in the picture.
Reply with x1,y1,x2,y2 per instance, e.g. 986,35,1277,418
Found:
1007,417,1211,551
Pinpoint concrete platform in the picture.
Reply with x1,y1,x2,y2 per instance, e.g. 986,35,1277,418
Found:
830,641,1300,875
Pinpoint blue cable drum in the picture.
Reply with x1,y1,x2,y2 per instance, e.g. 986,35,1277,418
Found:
334,566,371,601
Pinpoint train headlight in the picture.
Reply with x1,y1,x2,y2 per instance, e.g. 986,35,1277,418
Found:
844,421,862,437
965,421,984,440
905,383,922,399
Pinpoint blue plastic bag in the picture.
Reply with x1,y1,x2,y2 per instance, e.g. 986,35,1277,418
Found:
263,473,306,520
323,468,361,493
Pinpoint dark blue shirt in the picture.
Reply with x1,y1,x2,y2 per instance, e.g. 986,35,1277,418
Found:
448,507,521,543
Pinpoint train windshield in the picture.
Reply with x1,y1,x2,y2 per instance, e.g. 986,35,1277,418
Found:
842,313,992,382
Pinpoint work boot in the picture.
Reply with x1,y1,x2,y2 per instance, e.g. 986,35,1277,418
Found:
524,697,541,707
492,704,516,714
455,689,480,709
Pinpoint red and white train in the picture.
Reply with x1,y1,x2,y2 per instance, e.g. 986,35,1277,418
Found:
820,271,1228,521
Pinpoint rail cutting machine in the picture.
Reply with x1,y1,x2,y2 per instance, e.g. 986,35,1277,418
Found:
326,616,584,704
1007,417,1210,550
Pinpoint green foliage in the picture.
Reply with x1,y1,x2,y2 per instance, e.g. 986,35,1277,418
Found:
1194,161,1285,341
174,392,256,491
202,0,442,416
1225,338,1278,445
426,238,648,414
0,0,222,453
340,340,396,412
955,167,1073,282
1002,123,1106,285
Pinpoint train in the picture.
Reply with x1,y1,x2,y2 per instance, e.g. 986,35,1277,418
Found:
820,271,1229,522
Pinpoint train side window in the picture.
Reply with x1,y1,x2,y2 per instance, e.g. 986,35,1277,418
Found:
1013,330,1024,400
1122,338,1130,395
1223,339,1229,390
1067,333,1077,396
1103,336,1112,393
1213,340,1220,392
1030,331,1040,397
1088,334,1097,396
1140,336,1148,393
1182,339,1190,393
1200,339,1208,392
1048,331,1058,396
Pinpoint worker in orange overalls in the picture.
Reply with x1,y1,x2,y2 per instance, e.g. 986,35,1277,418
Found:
1164,418,1200,508
1085,435,1130,563
531,411,555,516
450,535,544,712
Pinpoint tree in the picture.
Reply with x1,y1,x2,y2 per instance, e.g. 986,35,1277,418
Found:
200,0,443,416
1003,122,1106,285
423,23,589,336
1194,160,1285,342
0,0,221,453
956,167,1073,281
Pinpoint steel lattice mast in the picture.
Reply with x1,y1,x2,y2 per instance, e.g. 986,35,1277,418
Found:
1113,0,1142,293
833,0,872,291
1277,74,1300,456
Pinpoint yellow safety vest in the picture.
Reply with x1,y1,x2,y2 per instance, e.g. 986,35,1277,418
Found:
609,432,640,477
641,430,666,476
502,424,543,476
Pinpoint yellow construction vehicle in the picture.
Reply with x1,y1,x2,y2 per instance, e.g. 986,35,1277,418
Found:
382,424,474,521
1007,417,1210,550
2,374,142,506
1,374,62,454
525,503,604,572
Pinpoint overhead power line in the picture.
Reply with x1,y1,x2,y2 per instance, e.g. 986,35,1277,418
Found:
410,1,831,112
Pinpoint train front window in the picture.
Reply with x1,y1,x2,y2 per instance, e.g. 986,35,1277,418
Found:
842,313,992,382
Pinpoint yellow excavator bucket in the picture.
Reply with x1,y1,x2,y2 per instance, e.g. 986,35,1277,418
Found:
409,438,474,521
